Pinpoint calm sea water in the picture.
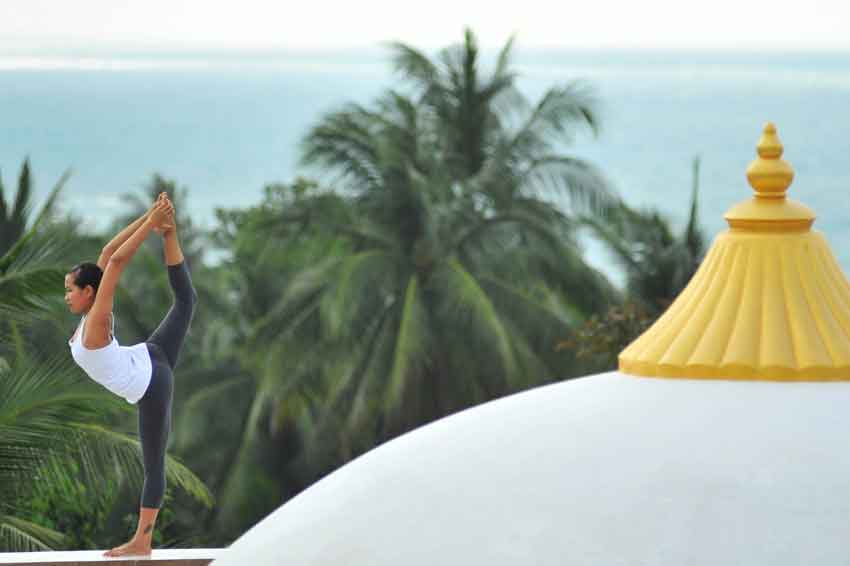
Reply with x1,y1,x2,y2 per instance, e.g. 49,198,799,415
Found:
2,50,849,279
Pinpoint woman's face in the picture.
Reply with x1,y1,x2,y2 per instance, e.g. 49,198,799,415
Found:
64,273,93,314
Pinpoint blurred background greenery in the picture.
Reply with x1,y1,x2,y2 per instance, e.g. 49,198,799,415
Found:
0,29,706,550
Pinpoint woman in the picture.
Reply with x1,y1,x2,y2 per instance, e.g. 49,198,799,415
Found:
65,192,198,557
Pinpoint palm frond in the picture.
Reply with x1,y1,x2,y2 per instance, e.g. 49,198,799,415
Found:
0,214,74,274
322,250,396,339
478,275,572,330
11,159,32,234
300,105,384,191
684,155,705,259
387,41,441,94
305,303,395,451
0,266,65,321
251,254,342,339
384,275,431,412
173,366,250,443
432,259,517,378
522,154,617,216
0,172,6,223
0,514,65,552
499,317,558,386
493,34,517,79
0,355,213,511
341,305,397,437
29,168,72,233
70,423,214,508
211,379,274,528
523,82,601,141
0,356,121,438
0,161,71,258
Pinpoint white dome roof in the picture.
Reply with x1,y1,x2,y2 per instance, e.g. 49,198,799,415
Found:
213,125,850,565
214,371,850,565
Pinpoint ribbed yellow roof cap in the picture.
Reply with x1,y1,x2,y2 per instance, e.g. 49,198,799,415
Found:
619,123,850,380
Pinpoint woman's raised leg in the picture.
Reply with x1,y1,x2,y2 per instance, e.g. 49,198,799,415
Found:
146,217,198,369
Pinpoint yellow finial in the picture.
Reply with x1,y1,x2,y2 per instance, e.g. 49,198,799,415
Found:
724,122,814,231
619,122,850,381
746,122,794,198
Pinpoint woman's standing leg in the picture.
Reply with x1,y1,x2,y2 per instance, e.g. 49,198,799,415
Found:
104,353,172,557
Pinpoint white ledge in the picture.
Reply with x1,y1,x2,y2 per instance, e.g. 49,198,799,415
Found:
0,549,226,566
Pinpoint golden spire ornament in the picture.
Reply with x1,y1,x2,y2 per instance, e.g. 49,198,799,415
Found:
619,123,850,380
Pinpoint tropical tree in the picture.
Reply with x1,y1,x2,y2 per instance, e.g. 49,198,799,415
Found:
0,355,212,551
388,28,612,211
0,158,74,367
202,29,620,536
0,159,70,257
583,156,707,314
295,27,617,428
197,180,348,538
563,157,709,371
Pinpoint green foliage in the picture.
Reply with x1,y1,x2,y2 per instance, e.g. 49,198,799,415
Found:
200,28,621,537
559,302,656,372
564,158,709,369
21,463,177,550
0,349,211,551
583,156,707,314
0,158,71,257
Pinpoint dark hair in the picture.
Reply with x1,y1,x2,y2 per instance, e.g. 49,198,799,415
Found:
70,262,103,295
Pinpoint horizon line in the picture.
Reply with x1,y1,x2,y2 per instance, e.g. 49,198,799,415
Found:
3,40,850,57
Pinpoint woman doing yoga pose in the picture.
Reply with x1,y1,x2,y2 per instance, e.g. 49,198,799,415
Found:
65,193,198,557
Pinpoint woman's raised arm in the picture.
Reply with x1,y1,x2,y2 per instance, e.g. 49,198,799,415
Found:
109,199,172,265
97,193,167,269
83,199,174,349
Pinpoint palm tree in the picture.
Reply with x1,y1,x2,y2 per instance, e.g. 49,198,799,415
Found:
297,29,617,427
0,159,72,324
583,156,707,313
197,181,351,537
0,214,213,552
0,159,71,257
388,29,613,212
0,159,73,365
203,30,621,536
0,355,212,551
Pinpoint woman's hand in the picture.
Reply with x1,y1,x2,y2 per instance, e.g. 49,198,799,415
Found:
146,192,168,218
154,194,176,235
150,192,175,235
149,199,175,232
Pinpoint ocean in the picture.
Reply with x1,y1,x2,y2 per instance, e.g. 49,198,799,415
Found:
2,49,849,280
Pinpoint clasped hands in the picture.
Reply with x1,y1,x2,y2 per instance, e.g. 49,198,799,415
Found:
148,192,176,234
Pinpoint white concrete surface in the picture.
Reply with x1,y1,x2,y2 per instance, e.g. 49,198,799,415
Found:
0,549,225,565
214,371,850,565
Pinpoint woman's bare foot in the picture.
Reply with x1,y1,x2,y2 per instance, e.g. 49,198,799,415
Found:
103,537,152,557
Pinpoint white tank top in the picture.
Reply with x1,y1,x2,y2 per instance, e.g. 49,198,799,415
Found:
69,314,152,404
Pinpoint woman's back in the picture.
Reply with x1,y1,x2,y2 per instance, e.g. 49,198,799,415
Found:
69,314,151,403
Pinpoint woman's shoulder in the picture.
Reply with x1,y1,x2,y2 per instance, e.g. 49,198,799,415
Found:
80,312,116,349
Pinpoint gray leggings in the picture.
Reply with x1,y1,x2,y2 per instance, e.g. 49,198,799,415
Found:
137,260,197,509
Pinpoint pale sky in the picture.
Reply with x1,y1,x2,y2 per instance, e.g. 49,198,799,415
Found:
1,0,848,52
